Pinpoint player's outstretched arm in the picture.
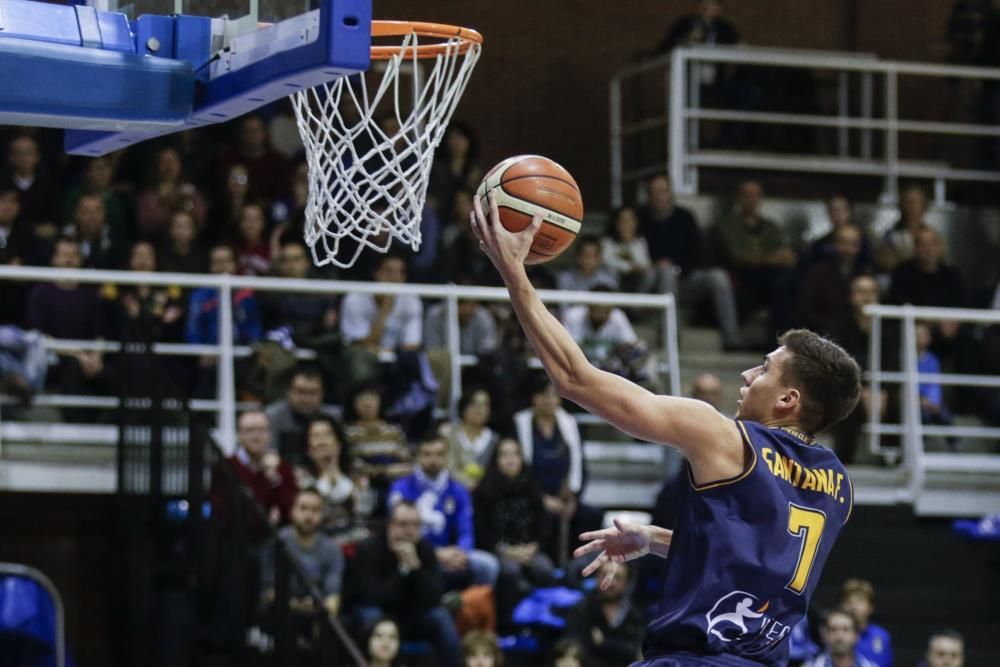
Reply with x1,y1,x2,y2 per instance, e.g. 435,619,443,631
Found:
471,193,744,482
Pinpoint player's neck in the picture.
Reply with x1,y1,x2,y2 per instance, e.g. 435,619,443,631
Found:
760,416,802,431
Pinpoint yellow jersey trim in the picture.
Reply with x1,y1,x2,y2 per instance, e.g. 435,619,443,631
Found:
688,419,758,492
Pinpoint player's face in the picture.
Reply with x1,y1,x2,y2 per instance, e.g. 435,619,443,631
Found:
927,637,964,667
291,493,323,534
736,348,792,423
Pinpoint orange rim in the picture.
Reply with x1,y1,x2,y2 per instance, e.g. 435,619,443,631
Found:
370,20,483,60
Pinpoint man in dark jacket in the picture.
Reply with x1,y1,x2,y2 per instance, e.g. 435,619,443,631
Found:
565,559,646,667
350,500,460,667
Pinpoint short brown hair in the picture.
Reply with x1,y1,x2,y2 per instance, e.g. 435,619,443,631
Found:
461,630,504,666
777,329,861,434
841,578,875,605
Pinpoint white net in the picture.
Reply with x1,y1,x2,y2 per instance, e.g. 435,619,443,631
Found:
291,29,482,269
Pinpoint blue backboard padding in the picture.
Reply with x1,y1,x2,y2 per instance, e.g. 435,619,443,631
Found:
66,0,371,156
0,35,194,130
173,15,214,83
0,0,133,51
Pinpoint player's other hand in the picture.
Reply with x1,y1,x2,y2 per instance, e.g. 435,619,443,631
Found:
470,190,543,275
575,519,666,589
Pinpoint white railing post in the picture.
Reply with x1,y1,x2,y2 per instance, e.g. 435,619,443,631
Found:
867,311,883,458
610,74,624,208
217,275,236,454
687,54,701,194
884,66,900,203
669,51,691,194
900,308,925,501
838,71,849,156
861,71,874,159
446,290,463,421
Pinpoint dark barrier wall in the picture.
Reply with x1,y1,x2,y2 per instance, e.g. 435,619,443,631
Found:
373,0,956,208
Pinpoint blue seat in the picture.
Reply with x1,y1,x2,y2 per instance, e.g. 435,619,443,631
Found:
0,568,72,667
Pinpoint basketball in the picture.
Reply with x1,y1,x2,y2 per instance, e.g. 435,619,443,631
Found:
476,155,584,264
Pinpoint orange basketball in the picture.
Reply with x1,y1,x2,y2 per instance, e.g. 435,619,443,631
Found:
476,155,584,264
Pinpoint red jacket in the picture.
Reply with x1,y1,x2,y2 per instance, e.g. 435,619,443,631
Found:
227,449,298,524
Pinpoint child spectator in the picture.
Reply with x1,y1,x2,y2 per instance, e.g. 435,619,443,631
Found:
840,578,893,667
462,630,503,667
601,207,653,293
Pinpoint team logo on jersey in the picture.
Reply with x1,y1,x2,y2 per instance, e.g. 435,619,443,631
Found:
704,591,791,650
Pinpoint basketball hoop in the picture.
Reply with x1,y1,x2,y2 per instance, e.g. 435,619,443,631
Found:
291,20,483,269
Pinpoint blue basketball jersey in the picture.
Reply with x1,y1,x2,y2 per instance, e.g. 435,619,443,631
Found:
643,420,853,666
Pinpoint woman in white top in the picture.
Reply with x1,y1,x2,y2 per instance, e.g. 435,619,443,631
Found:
600,206,654,293
439,387,501,489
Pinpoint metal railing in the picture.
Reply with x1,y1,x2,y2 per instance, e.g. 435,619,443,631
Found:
0,265,680,450
865,304,1000,502
0,563,65,667
610,45,1000,206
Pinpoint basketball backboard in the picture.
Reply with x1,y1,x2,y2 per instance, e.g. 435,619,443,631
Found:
0,0,371,154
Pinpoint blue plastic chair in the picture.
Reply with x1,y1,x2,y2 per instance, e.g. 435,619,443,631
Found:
0,564,67,667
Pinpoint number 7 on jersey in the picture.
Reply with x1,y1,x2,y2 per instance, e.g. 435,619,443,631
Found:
786,503,826,594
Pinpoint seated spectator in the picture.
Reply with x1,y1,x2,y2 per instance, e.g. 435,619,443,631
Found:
158,210,209,274
806,196,874,269
565,560,645,667
351,500,461,667
876,185,931,273
266,364,338,464
389,436,499,590
344,383,413,509
363,617,402,667
803,609,878,667
260,488,344,616
797,224,871,338
340,254,422,353
439,387,501,489
234,201,271,276
916,322,955,434
184,244,262,345
258,238,335,343
473,437,555,623
514,374,599,563
222,410,298,525
137,146,207,242
640,174,741,350
462,630,503,667
207,163,251,245
424,296,499,356
921,629,964,667
218,115,290,204
0,185,29,323
294,416,356,535
711,179,796,342
888,227,965,355
562,287,639,369
25,237,108,405
64,156,134,242
601,207,653,293
99,241,184,342
3,135,60,240
556,235,619,294
690,372,724,413
840,578,893,667
64,193,126,269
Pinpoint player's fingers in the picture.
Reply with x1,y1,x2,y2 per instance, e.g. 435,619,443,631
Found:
487,190,503,229
573,539,605,558
600,562,619,591
580,551,608,578
469,212,485,243
612,518,631,533
526,214,544,238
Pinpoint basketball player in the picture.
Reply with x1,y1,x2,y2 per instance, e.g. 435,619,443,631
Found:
470,191,861,667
